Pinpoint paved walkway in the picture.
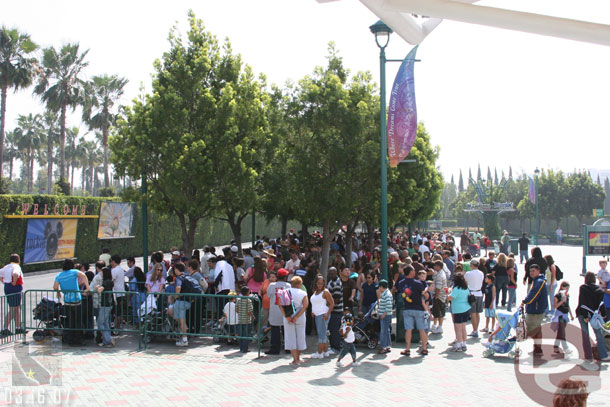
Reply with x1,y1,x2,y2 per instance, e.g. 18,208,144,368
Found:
1,245,609,406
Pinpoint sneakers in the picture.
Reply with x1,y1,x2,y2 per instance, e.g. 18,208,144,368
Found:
450,344,462,352
433,326,443,334
431,324,438,332
600,356,610,362
176,337,188,347
352,361,361,367
327,349,338,355
336,360,344,367
467,331,479,338
323,351,330,358
311,352,322,359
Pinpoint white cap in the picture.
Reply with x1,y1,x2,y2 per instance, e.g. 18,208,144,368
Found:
231,245,239,253
171,251,180,256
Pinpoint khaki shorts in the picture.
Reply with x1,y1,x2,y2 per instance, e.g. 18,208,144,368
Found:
526,313,545,336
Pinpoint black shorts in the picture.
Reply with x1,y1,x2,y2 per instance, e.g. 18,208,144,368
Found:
452,311,470,324
432,298,446,318
115,296,127,317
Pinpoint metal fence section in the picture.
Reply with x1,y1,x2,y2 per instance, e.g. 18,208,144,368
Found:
0,293,26,346
22,289,144,349
141,292,262,356
17,290,262,355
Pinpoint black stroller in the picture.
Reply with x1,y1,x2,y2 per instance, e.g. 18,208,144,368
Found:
353,301,381,349
32,297,65,342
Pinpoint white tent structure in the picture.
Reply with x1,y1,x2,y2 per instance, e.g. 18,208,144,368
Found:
317,0,610,47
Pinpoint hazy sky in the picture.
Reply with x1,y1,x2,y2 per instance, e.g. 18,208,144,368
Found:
2,0,610,182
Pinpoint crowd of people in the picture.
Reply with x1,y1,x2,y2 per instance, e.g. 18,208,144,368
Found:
2,228,610,372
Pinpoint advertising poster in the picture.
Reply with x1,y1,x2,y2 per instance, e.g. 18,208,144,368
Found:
588,232,610,255
24,219,78,264
97,202,135,239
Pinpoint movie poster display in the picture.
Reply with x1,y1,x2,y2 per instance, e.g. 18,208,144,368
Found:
97,202,135,239
24,219,78,264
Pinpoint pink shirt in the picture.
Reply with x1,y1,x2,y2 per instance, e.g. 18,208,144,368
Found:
246,268,267,294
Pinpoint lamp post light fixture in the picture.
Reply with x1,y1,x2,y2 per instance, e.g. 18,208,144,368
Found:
534,167,540,245
370,20,393,281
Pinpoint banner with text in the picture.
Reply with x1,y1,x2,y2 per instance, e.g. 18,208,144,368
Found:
97,201,135,239
24,219,78,264
387,45,419,167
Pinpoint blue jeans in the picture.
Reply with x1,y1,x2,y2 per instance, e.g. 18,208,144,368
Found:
578,315,608,360
338,340,356,361
314,314,329,344
97,306,113,345
328,313,342,351
519,250,529,263
495,275,509,307
379,315,392,349
547,282,557,314
507,287,517,312
239,323,250,352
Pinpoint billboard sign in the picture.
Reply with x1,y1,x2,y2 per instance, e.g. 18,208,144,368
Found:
24,219,78,264
97,202,135,240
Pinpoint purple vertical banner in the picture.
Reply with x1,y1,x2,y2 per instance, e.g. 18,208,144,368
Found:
528,177,536,204
387,45,419,167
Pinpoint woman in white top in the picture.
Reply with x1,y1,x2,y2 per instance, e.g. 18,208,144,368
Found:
310,275,335,359
146,264,165,293
280,276,309,366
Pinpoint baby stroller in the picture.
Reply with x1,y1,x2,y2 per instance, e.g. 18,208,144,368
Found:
482,310,522,359
32,297,65,342
354,301,381,349
140,297,179,344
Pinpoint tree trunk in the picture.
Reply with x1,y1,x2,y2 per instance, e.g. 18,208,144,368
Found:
71,164,75,192
280,215,288,239
89,165,94,195
301,223,308,251
59,102,67,182
365,221,375,252
103,118,109,188
29,151,34,193
47,128,53,194
319,220,334,279
345,220,358,268
27,145,32,193
0,82,7,179
177,213,199,256
226,213,248,257
8,157,13,181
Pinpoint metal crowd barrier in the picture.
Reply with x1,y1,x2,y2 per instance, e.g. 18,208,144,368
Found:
14,290,262,355
0,293,26,346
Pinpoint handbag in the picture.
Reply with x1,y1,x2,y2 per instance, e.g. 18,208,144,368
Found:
467,290,476,305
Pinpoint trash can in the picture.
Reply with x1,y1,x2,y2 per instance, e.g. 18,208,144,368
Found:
509,239,519,256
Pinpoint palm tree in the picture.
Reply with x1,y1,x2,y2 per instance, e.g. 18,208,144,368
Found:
15,113,43,193
82,74,127,188
2,129,19,180
41,110,59,193
34,43,88,184
0,26,38,179
65,126,80,189
82,139,102,195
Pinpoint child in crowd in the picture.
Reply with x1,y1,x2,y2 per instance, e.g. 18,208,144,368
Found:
336,308,360,367
552,281,574,355
236,286,254,353
165,275,176,317
482,274,496,333
221,291,239,344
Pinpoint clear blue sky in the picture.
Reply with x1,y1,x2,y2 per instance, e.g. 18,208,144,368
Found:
2,0,610,182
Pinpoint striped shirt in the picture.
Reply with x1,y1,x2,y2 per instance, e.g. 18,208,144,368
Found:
327,278,343,313
378,289,393,315
236,297,253,324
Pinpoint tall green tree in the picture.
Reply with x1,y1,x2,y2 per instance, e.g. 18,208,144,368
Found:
0,27,38,179
458,169,464,192
567,171,605,226
477,164,482,182
34,43,89,184
2,129,19,181
537,169,569,228
113,12,272,254
15,113,43,193
41,110,59,193
82,74,127,188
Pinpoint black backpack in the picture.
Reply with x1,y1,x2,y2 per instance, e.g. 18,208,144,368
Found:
179,274,203,295
554,265,563,281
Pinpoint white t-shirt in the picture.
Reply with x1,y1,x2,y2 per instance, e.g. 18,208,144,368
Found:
1,263,21,284
419,245,431,257
111,265,126,297
351,251,358,264
223,302,238,325
216,260,235,292
341,321,355,343
285,258,301,272
287,287,308,324
99,253,111,267
465,269,484,297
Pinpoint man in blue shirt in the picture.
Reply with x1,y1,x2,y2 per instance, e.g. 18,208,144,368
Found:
54,259,89,346
521,264,548,357
396,265,429,356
